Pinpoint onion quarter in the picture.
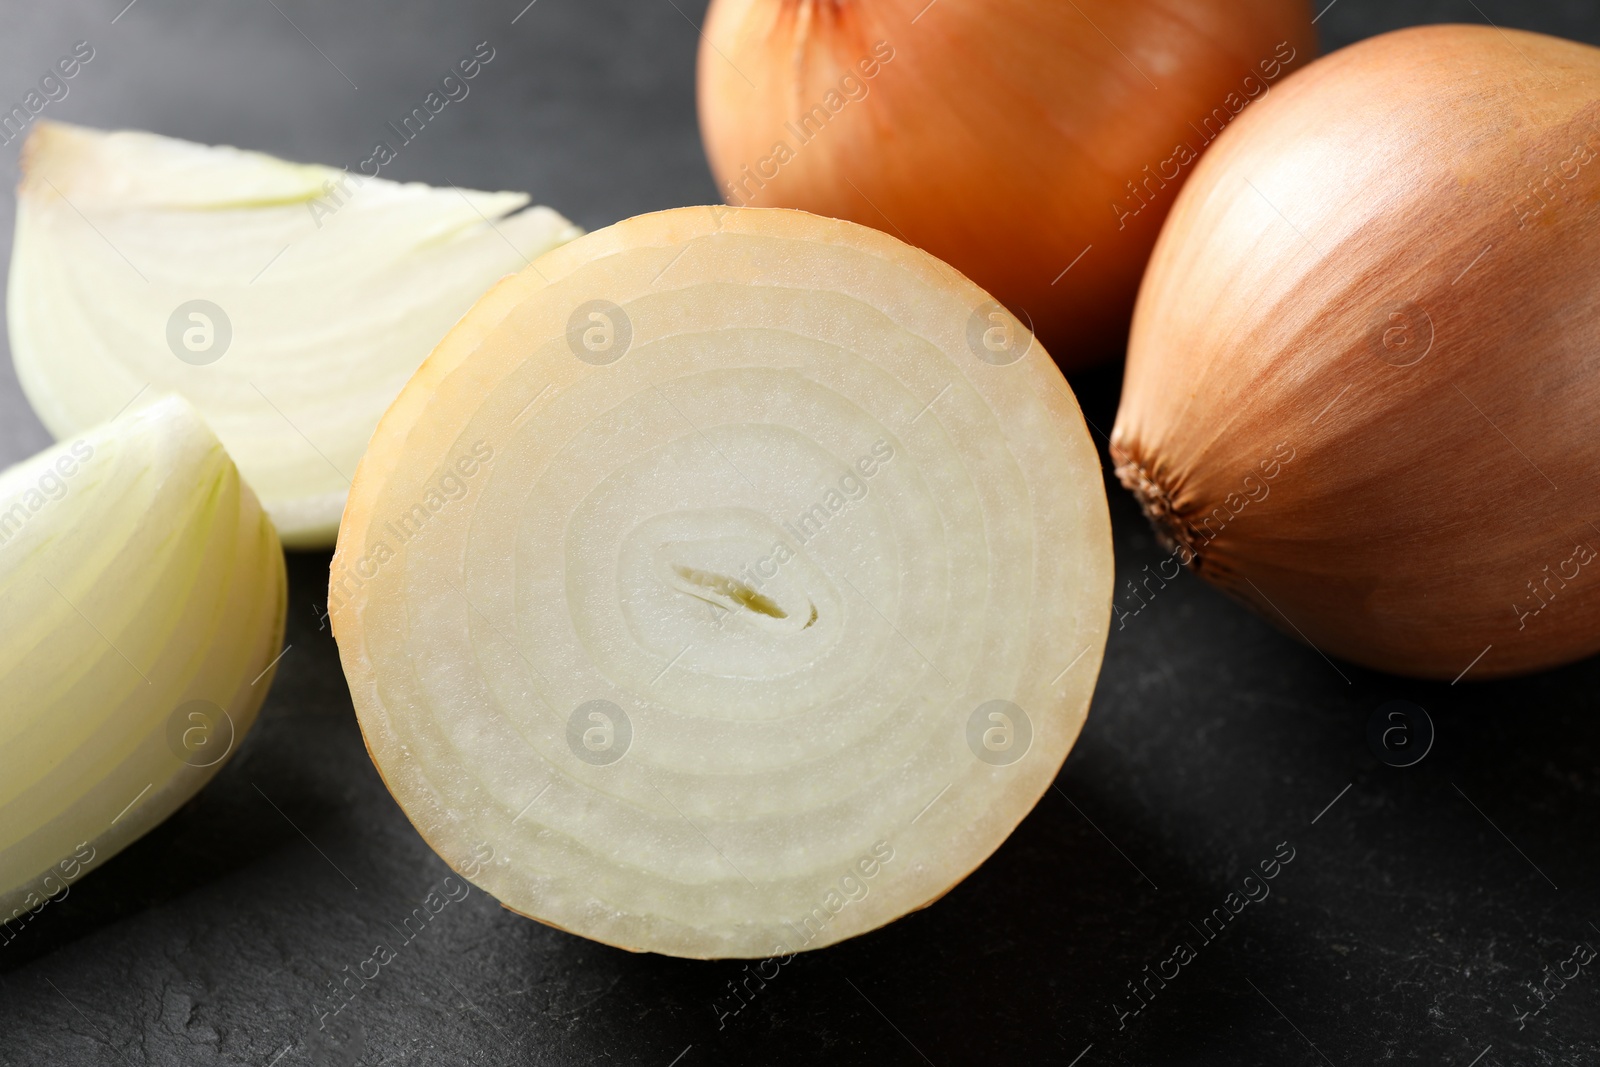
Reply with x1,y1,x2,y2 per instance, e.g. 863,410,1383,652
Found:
0,397,286,921
8,121,580,548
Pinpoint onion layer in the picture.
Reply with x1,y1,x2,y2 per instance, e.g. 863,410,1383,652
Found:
0,396,286,921
1113,25,1600,680
8,122,580,548
697,0,1316,366
331,206,1112,958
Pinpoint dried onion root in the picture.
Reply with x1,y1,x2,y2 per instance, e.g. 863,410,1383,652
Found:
331,207,1112,958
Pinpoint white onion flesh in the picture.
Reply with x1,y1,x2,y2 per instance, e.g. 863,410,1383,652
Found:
0,396,286,921
332,207,1113,959
8,121,581,547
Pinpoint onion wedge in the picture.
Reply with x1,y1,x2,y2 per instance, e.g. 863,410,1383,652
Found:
331,207,1112,958
8,121,581,547
0,396,286,923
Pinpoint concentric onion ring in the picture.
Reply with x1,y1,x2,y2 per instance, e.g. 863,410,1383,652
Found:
331,207,1112,958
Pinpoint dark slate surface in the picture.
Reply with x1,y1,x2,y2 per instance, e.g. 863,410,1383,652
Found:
2,2,1598,1064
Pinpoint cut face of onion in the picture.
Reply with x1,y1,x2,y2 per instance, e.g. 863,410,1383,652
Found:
0,396,286,921
8,121,580,548
331,206,1112,958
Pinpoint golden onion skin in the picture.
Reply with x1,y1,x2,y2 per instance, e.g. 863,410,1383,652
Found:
1112,25,1600,680
697,0,1317,367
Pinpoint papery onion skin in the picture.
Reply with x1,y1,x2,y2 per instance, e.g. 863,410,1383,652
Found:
697,0,1316,367
0,397,286,920
1112,25,1600,681
332,206,1112,959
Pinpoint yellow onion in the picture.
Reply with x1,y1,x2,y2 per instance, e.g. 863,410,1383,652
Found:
1112,25,1600,680
697,0,1316,366
331,206,1112,958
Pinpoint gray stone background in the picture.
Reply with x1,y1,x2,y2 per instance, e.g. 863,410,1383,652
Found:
1,2,1598,1065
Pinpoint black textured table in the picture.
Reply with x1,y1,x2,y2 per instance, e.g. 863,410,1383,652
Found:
2,2,1598,1065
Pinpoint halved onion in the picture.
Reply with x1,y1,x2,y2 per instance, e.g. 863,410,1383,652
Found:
8,121,580,548
331,206,1112,958
0,396,286,921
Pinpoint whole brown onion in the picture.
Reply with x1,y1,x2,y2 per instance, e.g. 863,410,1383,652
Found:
696,0,1317,368
1112,24,1600,681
